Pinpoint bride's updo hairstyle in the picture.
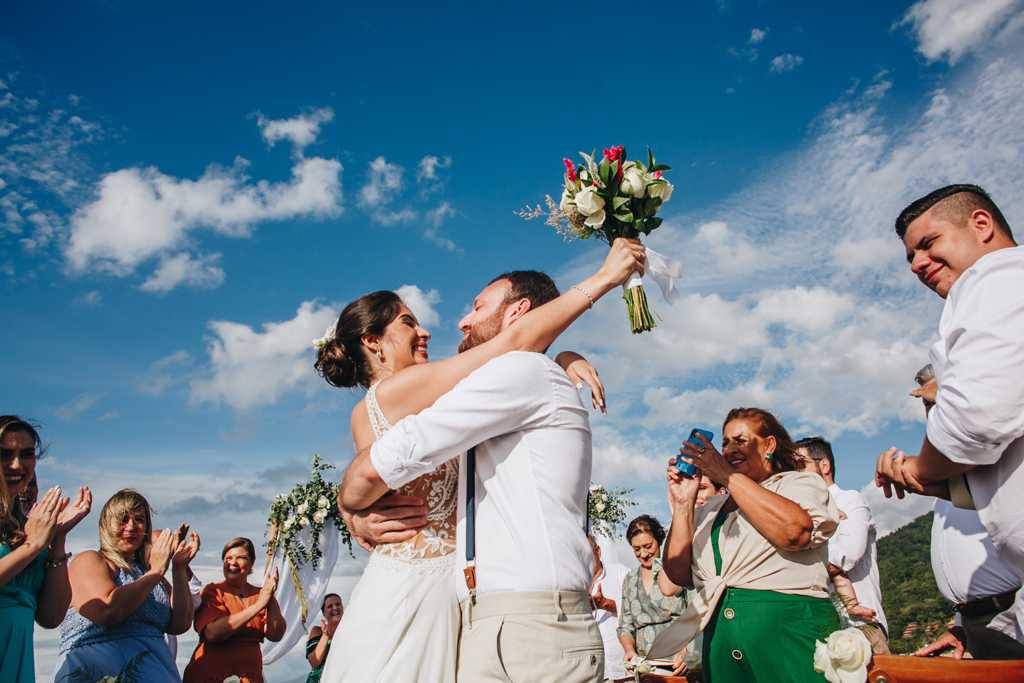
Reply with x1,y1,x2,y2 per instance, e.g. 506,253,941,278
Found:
315,291,404,389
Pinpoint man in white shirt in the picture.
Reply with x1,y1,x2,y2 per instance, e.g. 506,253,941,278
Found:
875,183,1024,647
909,365,1024,660
795,436,889,654
341,270,607,683
588,534,630,682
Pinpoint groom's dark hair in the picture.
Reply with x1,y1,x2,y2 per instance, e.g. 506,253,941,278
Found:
490,270,560,312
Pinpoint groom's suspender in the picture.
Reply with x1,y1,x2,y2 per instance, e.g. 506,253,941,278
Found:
463,446,477,601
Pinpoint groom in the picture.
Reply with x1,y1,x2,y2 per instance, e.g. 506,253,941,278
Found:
340,269,606,683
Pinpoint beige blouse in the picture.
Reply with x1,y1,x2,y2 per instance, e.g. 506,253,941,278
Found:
646,471,840,658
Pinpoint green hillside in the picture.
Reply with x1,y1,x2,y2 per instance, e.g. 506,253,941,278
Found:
876,511,955,654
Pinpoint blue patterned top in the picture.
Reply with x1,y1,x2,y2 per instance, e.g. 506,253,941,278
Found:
58,561,171,655
617,559,689,655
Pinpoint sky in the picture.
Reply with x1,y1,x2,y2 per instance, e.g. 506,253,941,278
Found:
3,0,1024,679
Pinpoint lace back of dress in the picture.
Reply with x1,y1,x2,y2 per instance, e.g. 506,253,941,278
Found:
366,381,458,568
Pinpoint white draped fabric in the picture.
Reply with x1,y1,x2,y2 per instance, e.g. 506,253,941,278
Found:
261,520,340,665
621,245,683,305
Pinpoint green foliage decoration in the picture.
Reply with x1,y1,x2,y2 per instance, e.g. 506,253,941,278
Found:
267,454,353,566
587,485,637,538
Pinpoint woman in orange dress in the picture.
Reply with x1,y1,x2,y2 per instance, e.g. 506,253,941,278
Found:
183,538,285,683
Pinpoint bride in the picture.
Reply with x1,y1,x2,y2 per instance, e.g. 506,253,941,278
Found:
315,238,644,682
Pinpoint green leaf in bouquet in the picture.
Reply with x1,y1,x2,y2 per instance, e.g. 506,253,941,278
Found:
645,216,663,231
635,159,647,174
648,147,655,170
598,157,611,186
612,196,631,210
615,210,634,224
650,164,672,173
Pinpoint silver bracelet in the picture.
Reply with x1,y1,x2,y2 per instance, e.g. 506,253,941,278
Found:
572,285,594,309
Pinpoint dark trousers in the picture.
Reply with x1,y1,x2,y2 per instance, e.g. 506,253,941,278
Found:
963,610,1024,660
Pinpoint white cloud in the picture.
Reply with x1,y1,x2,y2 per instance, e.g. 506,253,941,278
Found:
557,50,1024,453
65,155,343,286
98,411,119,421
861,482,936,537
417,155,452,182
591,425,671,484
395,284,442,328
423,202,458,250
897,0,1024,65
256,107,334,157
359,156,404,207
748,28,768,44
55,391,107,420
139,252,225,293
137,351,193,397
72,290,102,308
189,301,339,412
769,54,804,73
373,208,417,225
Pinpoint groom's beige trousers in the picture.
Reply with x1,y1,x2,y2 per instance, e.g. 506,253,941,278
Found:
457,590,604,683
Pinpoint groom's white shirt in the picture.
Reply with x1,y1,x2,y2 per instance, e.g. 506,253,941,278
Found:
370,351,594,603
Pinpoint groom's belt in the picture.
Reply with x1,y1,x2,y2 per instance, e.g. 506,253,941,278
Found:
954,589,1018,618
460,590,592,621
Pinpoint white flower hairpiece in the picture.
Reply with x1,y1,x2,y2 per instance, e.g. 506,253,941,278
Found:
312,325,337,350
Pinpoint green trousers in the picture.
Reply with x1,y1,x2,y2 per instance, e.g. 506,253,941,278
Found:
702,588,840,683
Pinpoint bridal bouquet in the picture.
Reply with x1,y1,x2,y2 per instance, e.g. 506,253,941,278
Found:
267,454,353,565
518,146,678,334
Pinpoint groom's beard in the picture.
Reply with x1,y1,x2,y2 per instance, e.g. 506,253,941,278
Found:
457,308,505,353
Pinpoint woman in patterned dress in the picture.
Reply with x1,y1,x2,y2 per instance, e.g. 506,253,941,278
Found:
617,515,690,676
50,489,200,683
314,239,644,683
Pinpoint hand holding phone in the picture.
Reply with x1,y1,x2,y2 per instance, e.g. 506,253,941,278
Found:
676,428,713,477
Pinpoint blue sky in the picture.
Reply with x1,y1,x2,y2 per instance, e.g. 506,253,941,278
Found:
4,0,1024,678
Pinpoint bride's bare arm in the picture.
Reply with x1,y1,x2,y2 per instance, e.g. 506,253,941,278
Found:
374,238,643,423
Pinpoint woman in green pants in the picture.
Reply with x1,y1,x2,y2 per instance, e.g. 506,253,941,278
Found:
658,408,842,683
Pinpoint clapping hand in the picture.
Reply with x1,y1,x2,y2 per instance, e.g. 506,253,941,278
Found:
319,618,336,639
54,486,92,537
24,486,62,552
258,567,280,609
172,527,200,569
148,527,179,575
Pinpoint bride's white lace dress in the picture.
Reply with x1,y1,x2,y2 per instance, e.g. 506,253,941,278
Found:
321,381,459,683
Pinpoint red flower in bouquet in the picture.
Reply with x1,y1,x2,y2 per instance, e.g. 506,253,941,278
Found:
563,158,577,183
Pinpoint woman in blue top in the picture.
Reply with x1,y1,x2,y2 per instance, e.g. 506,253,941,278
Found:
50,489,199,683
0,416,92,683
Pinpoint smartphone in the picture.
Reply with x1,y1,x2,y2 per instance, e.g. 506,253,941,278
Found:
676,428,714,477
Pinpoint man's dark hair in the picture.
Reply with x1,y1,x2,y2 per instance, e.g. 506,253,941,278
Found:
489,270,560,311
794,436,836,476
895,184,1014,242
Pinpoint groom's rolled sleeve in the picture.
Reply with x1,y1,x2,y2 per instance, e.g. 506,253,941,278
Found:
370,352,561,490
928,260,1024,467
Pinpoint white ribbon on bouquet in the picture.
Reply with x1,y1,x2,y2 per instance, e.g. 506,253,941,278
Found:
622,245,683,305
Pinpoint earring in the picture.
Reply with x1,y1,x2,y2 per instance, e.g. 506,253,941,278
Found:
375,347,385,363
766,451,773,460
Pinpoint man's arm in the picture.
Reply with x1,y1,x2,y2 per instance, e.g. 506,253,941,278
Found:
339,353,557,511
908,437,976,483
827,493,872,572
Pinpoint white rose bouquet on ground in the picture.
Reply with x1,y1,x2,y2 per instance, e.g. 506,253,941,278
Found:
813,626,872,683
518,146,676,334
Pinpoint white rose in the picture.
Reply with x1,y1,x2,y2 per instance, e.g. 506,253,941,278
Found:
296,502,308,515
595,502,606,513
574,186,604,216
313,511,326,524
583,208,606,228
284,517,294,529
649,181,673,202
318,496,329,509
299,516,310,527
813,627,872,683
621,168,646,198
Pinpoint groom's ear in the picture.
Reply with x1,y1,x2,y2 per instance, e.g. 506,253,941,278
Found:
503,298,533,326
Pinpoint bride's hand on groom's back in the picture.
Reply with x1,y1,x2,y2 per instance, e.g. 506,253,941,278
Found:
340,493,428,552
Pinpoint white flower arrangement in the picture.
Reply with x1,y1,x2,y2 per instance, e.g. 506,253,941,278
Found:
813,626,872,683
267,455,353,567
587,485,636,538
312,325,337,350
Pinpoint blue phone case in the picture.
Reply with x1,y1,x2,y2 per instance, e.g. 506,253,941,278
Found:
676,429,714,477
